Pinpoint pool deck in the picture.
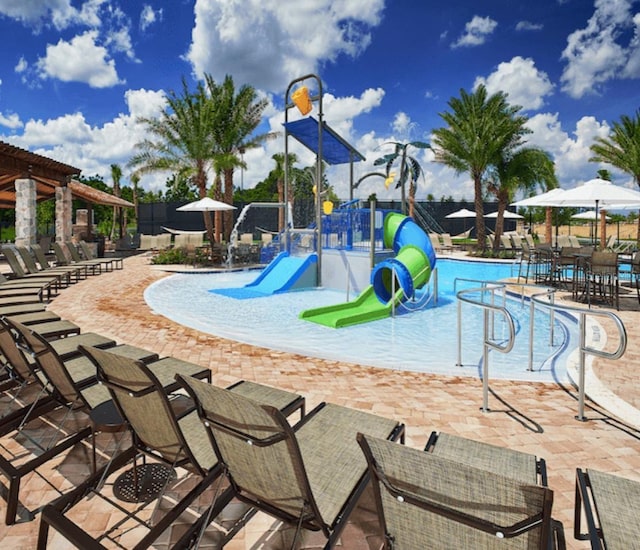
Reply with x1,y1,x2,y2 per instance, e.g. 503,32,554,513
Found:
1,252,640,548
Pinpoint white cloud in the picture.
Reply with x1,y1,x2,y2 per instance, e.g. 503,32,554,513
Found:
622,12,640,77
525,112,612,184
1,87,171,192
36,30,123,88
185,0,385,92
14,56,28,73
451,15,497,49
474,56,554,111
0,112,23,129
560,0,638,98
515,21,543,31
140,4,162,31
0,0,106,31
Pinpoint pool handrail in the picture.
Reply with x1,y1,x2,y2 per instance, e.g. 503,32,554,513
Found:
456,282,516,413
454,277,627,421
530,288,627,421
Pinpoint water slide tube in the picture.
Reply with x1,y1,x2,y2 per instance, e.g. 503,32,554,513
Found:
300,212,436,328
211,251,317,299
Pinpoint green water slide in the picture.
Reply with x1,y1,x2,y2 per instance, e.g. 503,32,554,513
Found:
300,213,436,328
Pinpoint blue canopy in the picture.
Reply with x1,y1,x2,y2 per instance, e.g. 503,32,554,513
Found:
284,117,365,165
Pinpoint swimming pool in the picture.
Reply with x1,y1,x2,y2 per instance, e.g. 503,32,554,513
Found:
144,258,577,383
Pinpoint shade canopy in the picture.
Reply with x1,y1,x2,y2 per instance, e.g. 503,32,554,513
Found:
571,210,611,221
485,210,524,219
551,178,640,208
445,208,476,219
176,197,236,212
284,117,365,165
511,188,566,208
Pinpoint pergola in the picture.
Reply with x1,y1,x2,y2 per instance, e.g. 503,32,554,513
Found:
0,140,133,244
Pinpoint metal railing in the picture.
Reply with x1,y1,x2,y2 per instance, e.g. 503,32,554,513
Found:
530,290,627,421
455,278,627,420
456,282,515,413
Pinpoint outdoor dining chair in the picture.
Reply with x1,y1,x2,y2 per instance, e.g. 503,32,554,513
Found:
177,374,404,549
358,433,559,549
37,346,304,550
575,468,640,549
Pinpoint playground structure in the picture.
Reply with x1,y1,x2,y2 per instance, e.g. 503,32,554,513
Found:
212,75,437,326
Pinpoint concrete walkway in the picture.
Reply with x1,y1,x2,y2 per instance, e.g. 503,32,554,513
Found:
1,252,639,548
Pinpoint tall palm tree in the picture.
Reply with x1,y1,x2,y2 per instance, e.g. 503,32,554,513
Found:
373,141,429,217
590,110,640,240
271,153,298,230
207,75,270,241
128,77,219,246
431,85,530,250
109,164,122,241
486,148,557,251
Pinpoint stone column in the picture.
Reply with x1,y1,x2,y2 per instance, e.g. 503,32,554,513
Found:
15,178,37,246
55,185,73,243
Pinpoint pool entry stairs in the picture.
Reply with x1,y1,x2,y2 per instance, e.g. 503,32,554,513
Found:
300,212,436,328
210,252,317,299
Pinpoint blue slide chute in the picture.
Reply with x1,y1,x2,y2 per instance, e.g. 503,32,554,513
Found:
211,252,317,300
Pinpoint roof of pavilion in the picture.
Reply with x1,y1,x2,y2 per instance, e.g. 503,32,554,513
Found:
0,140,133,208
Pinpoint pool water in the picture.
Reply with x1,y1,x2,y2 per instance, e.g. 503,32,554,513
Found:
144,258,576,383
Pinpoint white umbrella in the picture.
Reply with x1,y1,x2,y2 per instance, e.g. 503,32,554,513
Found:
176,197,236,212
551,178,640,245
445,208,476,219
571,211,611,221
510,187,567,207
484,210,524,219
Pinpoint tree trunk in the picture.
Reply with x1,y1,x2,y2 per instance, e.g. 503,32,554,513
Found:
474,174,486,251
545,207,552,245
223,168,234,242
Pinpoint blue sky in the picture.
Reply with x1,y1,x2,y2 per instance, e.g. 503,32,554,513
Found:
0,0,639,202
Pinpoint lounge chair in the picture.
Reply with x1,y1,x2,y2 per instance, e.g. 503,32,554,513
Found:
31,243,87,281
0,319,213,525
441,233,456,253
575,468,640,549
16,246,77,287
66,241,114,272
1,246,62,293
79,240,123,270
38,346,304,550
51,241,99,276
177,375,404,549
358,433,558,549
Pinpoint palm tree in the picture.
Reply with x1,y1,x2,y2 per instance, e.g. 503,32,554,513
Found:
486,148,557,251
271,153,298,230
590,109,640,240
207,75,270,241
130,172,140,223
431,85,530,251
128,77,219,246
109,164,122,242
373,141,429,217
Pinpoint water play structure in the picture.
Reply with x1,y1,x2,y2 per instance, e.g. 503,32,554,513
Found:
300,212,435,327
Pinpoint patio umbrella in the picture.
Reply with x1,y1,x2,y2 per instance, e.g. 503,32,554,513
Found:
176,197,236,212
550,178,640,246
511,188,567,244
484,210,524,219
445,208,476,236
571,211,611,221
177,198,236,246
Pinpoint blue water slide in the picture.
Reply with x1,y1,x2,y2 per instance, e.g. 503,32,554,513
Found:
211,252,317,299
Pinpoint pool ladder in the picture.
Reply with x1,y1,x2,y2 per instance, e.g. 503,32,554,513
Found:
455,279,627,420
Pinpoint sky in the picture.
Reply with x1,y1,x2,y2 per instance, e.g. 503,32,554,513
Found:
0,0,639,203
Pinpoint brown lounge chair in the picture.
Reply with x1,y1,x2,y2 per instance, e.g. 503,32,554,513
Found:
177,374,404,549
0,319,211,525
575,468,640,549
37,346,304,550
358,432,562,549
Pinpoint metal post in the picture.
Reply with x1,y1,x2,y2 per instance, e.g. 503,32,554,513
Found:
576,312,587,421
482,308,490,412
456,299,463,367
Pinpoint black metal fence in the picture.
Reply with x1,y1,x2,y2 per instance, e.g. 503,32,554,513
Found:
137,200,510,238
